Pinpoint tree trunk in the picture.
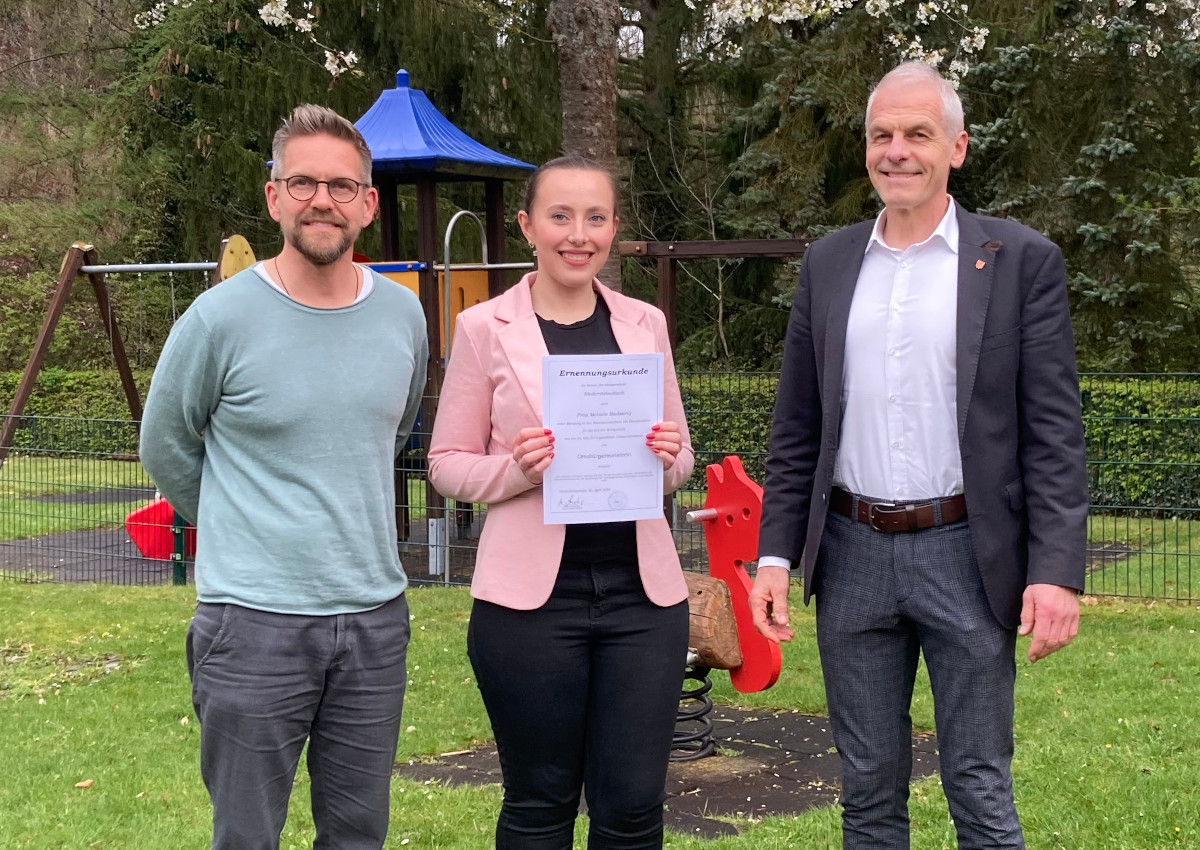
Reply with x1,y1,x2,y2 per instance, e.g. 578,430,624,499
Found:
548,0,622,290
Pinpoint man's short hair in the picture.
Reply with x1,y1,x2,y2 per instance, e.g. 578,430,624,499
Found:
866,62,965,136
271,104,373,184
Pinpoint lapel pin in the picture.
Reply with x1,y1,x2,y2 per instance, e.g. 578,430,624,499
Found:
975,259,986,270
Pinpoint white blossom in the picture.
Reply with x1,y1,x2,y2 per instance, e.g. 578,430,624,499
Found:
711,0,859,30
133,2,167,29
134,0,352,80
965,25,988,52
259,0,291,27
712,0,988,66
323,49,358,77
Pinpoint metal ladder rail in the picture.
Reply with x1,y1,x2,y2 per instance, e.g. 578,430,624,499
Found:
427,211,534,584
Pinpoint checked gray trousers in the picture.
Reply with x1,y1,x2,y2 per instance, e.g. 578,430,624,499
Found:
186,593,410,850
814,511,1023,850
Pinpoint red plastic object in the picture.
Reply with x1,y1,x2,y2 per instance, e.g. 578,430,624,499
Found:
125,499,196,559
697,456,782,693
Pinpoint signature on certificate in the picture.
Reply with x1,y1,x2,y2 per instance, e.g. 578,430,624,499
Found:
557,494,585,510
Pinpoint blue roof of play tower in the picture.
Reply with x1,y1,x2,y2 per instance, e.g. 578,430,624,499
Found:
356,70,535,181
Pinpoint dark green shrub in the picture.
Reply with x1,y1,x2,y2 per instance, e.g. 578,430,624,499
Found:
678,372,778,490
1,368,152,455
680,371,1200,515
1082,375,1200,514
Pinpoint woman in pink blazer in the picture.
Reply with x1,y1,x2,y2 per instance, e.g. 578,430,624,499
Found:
428,154,694,850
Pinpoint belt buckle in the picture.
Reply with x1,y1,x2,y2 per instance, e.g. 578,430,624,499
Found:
866,501,899,532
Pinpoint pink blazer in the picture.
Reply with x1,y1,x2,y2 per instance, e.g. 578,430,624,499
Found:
428,273,694,610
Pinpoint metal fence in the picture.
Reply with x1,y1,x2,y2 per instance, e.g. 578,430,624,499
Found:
1079,373,1200,599
0,417,166,584
2,373,1197,600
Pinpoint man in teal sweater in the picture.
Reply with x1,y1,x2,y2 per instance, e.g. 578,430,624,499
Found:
140,105,428,850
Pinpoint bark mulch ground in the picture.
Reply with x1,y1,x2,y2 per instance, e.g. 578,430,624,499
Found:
395,705,939,838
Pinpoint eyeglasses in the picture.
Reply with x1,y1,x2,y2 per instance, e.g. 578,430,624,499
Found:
273,175,368,204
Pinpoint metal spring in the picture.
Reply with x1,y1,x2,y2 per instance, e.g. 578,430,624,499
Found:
670,665,715,761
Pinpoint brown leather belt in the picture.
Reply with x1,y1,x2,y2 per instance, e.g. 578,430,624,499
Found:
830,486,967,533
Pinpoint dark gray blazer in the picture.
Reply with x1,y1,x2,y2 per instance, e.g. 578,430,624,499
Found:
758,205,1088,629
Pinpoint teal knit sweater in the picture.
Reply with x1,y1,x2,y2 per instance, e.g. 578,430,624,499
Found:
140,267,428,614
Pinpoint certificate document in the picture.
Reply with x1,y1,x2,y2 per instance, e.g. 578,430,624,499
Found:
542,353,665,524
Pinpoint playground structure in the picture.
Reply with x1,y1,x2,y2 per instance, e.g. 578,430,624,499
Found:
117,213,526,571
0,235,257,469
0,65,812,584
0,68,814,653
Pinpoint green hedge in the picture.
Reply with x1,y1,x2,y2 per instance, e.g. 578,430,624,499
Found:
679,372,1199,514
1081,375,1200,512
1,368,152,455
678,372,778,491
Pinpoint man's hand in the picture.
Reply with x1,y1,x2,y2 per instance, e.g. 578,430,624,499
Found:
749,565,794,643
1018,583,1080,663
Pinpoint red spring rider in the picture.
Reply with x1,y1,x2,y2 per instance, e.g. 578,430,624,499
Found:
688,455,782,693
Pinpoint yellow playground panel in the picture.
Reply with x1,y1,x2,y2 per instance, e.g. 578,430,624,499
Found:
367,263,490,355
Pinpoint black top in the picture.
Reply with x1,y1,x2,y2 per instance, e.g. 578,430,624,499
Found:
536,294,621,353
537,296,638,562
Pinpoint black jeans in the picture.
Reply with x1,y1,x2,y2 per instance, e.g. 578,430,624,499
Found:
467,555,688,850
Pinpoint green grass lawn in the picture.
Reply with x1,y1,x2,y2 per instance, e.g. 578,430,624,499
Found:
0,456,153,543
0,499,151,541
1,583,1198,849
0,456,151,498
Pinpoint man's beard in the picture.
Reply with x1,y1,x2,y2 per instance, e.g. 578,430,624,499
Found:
285,217,358,266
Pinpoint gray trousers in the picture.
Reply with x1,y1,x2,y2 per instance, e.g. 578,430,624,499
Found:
186,593,410,850
815,512,1022,850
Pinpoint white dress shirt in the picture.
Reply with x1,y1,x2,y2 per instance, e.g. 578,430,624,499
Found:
759,198,963,571
835,198,963,502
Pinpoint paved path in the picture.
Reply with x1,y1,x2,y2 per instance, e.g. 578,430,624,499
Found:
0,527,188,584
